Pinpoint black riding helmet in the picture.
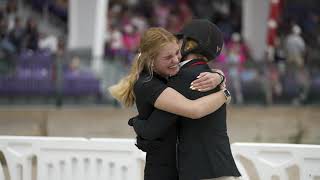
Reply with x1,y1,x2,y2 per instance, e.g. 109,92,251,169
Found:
176,19,224,61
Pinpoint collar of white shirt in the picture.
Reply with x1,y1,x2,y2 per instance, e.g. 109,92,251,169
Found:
179,59,193,67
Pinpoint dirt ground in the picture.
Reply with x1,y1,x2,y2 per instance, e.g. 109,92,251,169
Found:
0,105,319,144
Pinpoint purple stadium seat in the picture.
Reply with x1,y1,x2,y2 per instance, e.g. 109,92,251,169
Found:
2,49,101,98
63,69,100,96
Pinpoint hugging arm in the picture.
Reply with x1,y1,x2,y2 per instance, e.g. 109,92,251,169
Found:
153,71,227,119
133,109,177,140
154,87,227,119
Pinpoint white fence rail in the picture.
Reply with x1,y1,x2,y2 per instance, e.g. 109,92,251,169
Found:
232,143,320,180
0,136,144,180
0,136,320,180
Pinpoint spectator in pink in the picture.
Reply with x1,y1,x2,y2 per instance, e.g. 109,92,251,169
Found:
225,33,247,104
122,24,140,64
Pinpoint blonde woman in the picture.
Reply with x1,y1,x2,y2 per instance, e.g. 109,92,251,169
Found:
109,27,228,180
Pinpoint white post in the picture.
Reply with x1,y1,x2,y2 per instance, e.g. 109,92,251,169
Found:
242,0,270,61
91,0,109,76
68,0,96,50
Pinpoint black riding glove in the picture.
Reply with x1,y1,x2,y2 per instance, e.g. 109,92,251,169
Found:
135,136,163,153
128,116,138,126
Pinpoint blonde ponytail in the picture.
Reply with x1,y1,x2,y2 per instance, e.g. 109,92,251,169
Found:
108,55,140,107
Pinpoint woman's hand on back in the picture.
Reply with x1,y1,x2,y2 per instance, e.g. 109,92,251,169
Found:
190,70,225,92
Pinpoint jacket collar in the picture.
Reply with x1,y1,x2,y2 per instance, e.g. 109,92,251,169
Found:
180,58,207,69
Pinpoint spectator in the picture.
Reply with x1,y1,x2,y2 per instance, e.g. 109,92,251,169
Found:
122,24,140,52
0,16,15,74
226,33,246,104
284,24,305,68
303,12,319,48
0,16,7,41
24,17,39,51
119,7,132,26
0,7,4,21
69,56,82,74
131,13,148,33
166,13,182,33
0,47,9,75
106,24,124,60
284,24,310,105
177,2,193,24
217,14,234,41
273,38,286,66
38,32,58,53
8,17,24,53
5,0,17,31
153,1,170,27
0,17,15,53
226,33,248,64
189,0,214,19
108,4,122,27
122,24,140,64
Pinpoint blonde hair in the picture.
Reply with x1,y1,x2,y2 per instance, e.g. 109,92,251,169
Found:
183,39,208,61
109,27,177,107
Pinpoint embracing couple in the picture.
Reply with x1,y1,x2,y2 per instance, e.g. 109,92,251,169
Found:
110,19,242,180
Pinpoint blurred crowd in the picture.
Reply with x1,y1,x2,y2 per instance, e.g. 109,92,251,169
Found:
0,0,68,74
1,0,320,105
104,0,320,105
0,0,100,104
104,0,241,65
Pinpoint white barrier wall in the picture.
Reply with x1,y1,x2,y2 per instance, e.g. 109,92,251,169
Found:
232,143,320,180
0,136,144,180
0,136,320,180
